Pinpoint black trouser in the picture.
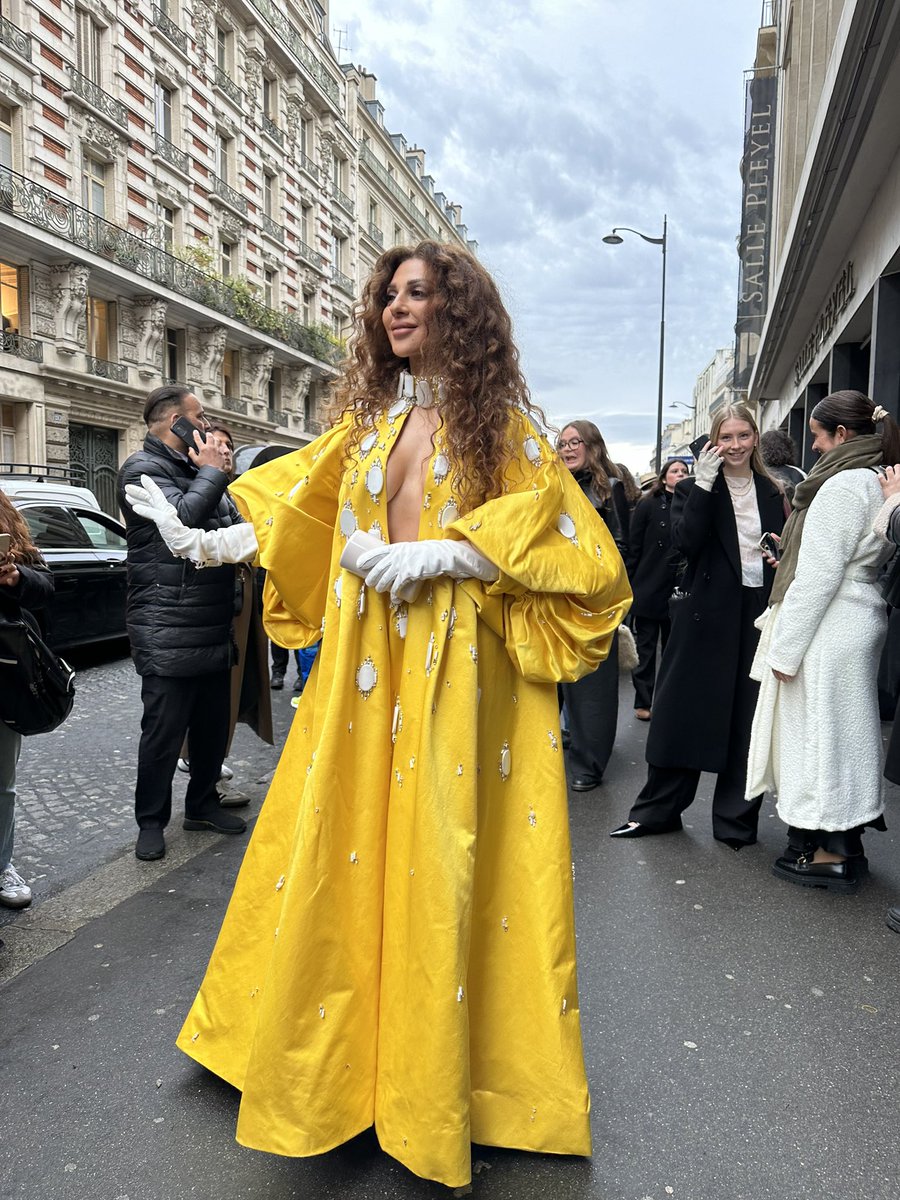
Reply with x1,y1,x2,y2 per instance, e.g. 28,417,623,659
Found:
271,642,290,673
631,615,671,710
135,672,231,830
629,587,764,845
561,629,619,783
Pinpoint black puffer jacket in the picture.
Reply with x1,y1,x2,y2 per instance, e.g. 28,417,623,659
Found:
116,434,242,678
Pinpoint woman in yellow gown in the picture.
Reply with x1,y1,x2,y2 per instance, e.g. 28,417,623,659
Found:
127,241,630,1187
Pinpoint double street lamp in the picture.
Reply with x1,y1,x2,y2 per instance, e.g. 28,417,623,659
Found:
602,215,668,472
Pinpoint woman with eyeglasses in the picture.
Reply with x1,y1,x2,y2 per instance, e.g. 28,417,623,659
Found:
611,403,785,847
557,420,630,790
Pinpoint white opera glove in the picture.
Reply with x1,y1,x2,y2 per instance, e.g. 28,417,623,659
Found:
124,474,258,566
693,447,724,492
357,538,499,603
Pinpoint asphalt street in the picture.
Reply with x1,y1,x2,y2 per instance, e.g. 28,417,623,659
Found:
2,646,900,1200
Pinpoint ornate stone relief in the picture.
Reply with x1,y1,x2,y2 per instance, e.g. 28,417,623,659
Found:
198,325,228,387
192,1,214,43
132,295,168,374
50,263,90,352
79,117,129,161
30,268,58,340
283,366,313,411
219,212,245,239
243,56,262,110
245,346,274,405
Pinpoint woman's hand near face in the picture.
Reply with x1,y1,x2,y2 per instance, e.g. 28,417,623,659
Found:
881,465,900,499
0,561,21,588
693,441,725,490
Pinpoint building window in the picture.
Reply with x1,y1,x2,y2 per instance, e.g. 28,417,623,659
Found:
300,203,312,246
263,172,275,218
267,368,281,410
217,133,231,183
331,234,345,273
368,197,378,227
216,25,230,72
300,118,311,158
0,104,13,175
0,402,15,462
86,296,112,361
75,9,103,83
0,261,20,335
163,326,183,380
222,347,239,397
302,290,314,325
393,223,402,245
154,82,173,140
159,203,176,248
264,268,275,307
82,155,107,217
262,75,276,119
332,156,345,191
220,240,233,277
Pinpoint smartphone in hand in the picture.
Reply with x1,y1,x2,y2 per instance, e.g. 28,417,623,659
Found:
171,416,207,452
0,532,11,558
758,532,782,561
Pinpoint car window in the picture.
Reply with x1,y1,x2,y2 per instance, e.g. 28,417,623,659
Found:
74,510,127,550
19,505,94,550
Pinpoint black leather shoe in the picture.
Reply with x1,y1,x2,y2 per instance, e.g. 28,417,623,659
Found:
570,776,601,791
609,819,682,838
772,854,860,893
183,807,247,835
886,906,900,934
270,671,285,691
135,827,166,860
717,837,757,852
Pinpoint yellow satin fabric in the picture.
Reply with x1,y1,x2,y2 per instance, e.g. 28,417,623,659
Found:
175,404,631,1187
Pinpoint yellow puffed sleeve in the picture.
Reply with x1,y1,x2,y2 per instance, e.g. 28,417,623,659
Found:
449,416,631,683
229,414,351,648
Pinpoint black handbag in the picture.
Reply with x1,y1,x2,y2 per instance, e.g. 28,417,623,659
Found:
0,613,76,736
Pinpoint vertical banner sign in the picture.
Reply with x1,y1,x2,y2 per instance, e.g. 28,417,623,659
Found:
734,70,777,390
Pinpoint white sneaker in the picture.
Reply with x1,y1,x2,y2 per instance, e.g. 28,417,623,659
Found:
0,864,32,909
176,759,233,782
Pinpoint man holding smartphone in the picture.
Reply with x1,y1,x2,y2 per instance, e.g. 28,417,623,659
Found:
116,384,247,861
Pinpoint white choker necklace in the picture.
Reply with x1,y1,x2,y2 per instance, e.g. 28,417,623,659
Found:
398,370,444,409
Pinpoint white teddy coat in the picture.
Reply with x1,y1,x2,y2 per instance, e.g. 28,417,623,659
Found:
746,469,891,830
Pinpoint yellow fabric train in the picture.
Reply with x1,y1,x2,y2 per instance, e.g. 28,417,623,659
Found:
176,398,631,1188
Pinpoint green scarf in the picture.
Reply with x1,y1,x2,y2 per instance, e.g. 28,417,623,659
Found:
770,433,883,605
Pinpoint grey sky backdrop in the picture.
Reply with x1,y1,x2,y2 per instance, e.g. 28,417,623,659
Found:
331,0,763,471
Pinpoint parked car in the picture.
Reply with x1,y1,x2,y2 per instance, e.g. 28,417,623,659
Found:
0,469,128,650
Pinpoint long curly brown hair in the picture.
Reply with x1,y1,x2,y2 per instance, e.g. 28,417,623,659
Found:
0,489,41,563
328,241,543,509
557,420,621,503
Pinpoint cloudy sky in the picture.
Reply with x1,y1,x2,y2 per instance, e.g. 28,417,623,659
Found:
330,0,762,471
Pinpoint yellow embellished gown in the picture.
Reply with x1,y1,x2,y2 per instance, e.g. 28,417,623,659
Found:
176,392,631,1187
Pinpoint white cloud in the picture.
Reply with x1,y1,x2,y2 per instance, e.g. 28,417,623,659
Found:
332,0,761,473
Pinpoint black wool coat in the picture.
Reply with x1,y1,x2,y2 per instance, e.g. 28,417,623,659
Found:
645,472,785,773
116,434,242,679
625,491,678,621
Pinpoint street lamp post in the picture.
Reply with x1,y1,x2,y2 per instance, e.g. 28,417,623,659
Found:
603,215,667,472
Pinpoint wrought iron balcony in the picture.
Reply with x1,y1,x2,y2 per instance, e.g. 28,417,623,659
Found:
262,115,285,149
359,145,431,236
211,174,248,215
222,395,248,415
1,331,43,363
0,166,342,364
367,222,384,247
86,355,128,382
214,67,243,107
0,14,32,61
261,214,285,244
246,0,340,104
297,152,318,181
267,407,288,426
67,66,128,128
332,184,354,216
152,5,188,53
154,132,190,175
331,266,354,296
296,239,324,270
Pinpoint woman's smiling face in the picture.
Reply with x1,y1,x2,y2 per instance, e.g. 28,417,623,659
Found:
557,425,587,472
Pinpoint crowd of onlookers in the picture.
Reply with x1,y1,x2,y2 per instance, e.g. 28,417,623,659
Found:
562,391,900,929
